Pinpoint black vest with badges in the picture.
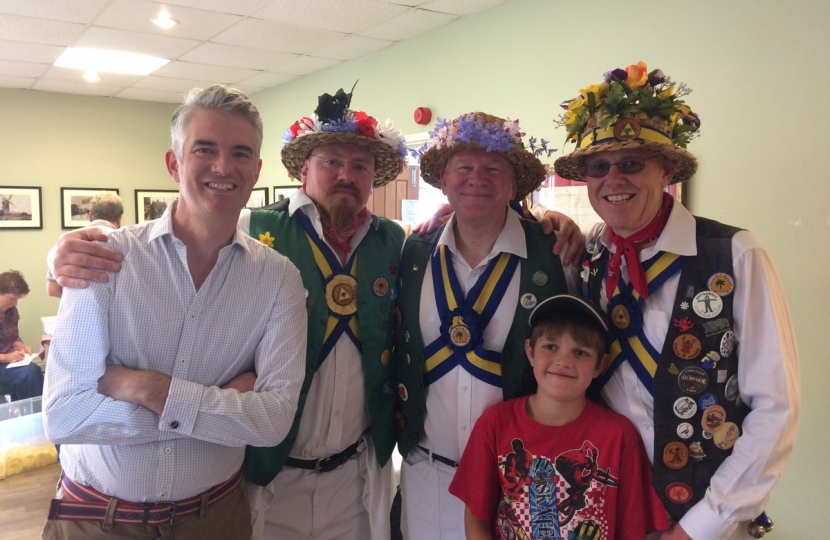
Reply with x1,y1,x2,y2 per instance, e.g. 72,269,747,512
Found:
587,217,749,521
395,219,569,456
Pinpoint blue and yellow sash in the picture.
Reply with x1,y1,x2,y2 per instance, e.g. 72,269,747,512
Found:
597,251,683,395
296,211,361,369
423,241,519,387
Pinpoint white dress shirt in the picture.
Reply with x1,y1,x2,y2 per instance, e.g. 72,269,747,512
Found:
593,199,800,540
44,203,308,502
419,210,578,461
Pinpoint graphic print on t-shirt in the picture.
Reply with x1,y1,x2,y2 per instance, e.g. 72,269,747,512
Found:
496,438,618,540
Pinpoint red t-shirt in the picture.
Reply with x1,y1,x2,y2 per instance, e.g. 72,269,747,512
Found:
449,398,669,540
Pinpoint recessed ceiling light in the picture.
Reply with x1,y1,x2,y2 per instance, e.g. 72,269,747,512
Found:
151,12,178,30
83,71,101,83
54,47,170,76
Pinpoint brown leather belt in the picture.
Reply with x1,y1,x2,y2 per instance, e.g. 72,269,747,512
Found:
47,469,242,526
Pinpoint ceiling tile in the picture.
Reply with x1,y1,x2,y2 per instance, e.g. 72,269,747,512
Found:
0,14,85,46
312,35,393,61
159,0,270,16
237,71,297,87
253,0,409,33
372,0,428,5
0,58,48,77
360,8,457,40
153,60,259,83
32,78,124,96
180,42,297,71
273,55,340,76
74,26,201,59
0,0,109,24
0,73,34,88
94,0,241,41
39,65,145,86
0,38,64,63
115,86,184,102
133,74,215,93
212,18,345,54
418,0,512,16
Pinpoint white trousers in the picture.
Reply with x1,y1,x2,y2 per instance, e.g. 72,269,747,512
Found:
248,436,393,540
400,447,465,540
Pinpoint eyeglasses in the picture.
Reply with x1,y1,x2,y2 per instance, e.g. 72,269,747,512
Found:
581,155,660,178
309,154,374,175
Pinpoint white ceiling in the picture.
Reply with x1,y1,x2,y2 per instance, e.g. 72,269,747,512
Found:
0,0,512,102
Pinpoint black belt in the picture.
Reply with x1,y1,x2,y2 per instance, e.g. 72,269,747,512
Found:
418,445,459,468
285,440,361,473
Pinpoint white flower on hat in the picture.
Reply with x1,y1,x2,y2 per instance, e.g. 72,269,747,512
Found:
502,118,525,142
376,118,403,150
295,115,321,138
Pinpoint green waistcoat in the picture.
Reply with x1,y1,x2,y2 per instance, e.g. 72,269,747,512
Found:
394,219,569,456
244,199,403,486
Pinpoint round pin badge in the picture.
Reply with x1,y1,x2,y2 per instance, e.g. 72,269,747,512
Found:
692,291,723,319
531,270,549,287
688,441,706,461
397,383,409,402
707,272,735,296
673,396,698,419
449,324,472,347
373,277,389,297
380,349,391,366
702,430,714,440
713,422,740,450
678,366,709,395
701,405,727,433
326,274,358,316
379,302,388,314
698,393,717,410
720,331,736,358
673,334,702,361
677,422,694,439
724,374,739,401
520,293,537,309
611,304,630,330
663,442,689,470
665,482,693,504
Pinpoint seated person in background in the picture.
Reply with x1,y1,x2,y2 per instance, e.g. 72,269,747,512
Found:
449,294,668,540
0,270,43,401
47,191,124,298
42,85,307,540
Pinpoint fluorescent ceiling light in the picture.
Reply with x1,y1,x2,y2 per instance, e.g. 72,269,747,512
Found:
151,14,177,29
83,71,101,83
54,47,169,76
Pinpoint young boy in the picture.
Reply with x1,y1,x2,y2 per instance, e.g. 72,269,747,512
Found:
449,294,668,540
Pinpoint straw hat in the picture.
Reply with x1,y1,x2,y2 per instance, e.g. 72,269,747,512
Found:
281,88,407,187
553,62,701,184
419,112,555,200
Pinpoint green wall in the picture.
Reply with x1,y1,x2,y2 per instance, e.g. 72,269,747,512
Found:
252,0,827,535
0,89,177,348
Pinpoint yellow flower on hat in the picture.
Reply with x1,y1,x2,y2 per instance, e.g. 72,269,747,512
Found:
568,97,587,116
624,62,649,89
579,83,609,102
259,231,275,248
658,84,676,100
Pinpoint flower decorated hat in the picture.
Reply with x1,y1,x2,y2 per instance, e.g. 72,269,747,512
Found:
281,87,407,187
553,62,701,184
419,112,556,200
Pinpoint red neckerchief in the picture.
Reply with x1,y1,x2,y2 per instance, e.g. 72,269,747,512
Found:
606,192,674,302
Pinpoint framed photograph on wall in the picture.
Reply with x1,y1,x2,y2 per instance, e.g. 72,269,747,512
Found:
0,186,43,230
61,187,120,229
134,190,179,224
246,187,269,209
273,185,299,203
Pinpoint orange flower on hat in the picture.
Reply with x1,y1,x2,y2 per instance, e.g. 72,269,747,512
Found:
624,62,649,89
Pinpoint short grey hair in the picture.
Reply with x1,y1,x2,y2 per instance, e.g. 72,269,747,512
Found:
89,192,123,223
170,85,263,160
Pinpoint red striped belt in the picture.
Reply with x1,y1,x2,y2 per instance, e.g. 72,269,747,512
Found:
47,469,243,526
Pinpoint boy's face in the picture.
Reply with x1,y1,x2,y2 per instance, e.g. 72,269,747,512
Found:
525,331,607,405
